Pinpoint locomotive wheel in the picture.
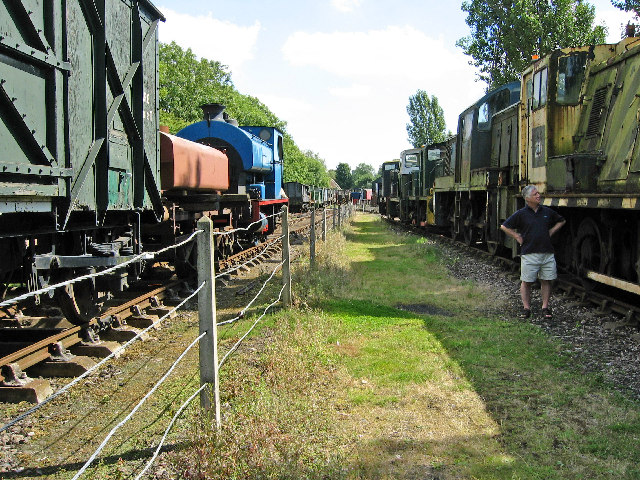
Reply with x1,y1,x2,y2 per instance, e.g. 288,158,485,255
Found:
486,238,503,256
462,209,476,246
54,270,98,325
575,218,605,290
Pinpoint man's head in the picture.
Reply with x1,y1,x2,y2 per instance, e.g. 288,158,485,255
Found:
522,185,541,208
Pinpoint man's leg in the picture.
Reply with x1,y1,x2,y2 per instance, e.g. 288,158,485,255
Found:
540,279,551,309
520,281,532,310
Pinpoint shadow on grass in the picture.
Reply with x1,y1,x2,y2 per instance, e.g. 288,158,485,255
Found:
323,214,640,479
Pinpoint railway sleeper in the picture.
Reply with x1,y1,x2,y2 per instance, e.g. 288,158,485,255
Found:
0,363,52,404
70,341,122,359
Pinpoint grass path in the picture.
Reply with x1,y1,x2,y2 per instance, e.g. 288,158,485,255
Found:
288,214,640,479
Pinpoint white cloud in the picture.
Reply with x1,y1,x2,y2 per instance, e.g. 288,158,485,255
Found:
596,7,638,42
281,25,485,134
328,84,372,98
331,0,363,13
282,26,474,82
157,7,260,75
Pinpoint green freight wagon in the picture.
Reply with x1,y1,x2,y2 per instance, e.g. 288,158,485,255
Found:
0,0,164,321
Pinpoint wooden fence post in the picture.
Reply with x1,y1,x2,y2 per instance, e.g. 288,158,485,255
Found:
196,216,221,429
322,209,327,242
310,209,316,268
281,206,292,306
332,206,336,230
338,205,342,229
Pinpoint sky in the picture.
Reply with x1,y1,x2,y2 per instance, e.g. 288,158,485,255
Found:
155,0,637,172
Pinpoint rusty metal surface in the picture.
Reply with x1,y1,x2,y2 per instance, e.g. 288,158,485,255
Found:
160,131,229,191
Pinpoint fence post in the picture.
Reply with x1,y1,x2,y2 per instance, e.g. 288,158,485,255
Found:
310,209,316,268
196,216,221,429
322,209,327,242
332,206,336,230
338,205,342,229
281,206,292,306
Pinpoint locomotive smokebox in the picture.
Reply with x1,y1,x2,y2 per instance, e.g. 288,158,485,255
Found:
201,103,226,122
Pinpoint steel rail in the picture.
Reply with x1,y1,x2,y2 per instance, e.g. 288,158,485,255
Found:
0,280,183,383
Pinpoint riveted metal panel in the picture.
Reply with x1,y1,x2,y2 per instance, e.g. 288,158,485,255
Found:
0,0,163,233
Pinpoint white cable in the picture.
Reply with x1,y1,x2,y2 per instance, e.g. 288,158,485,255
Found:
215,235,284,278
219,284,286,368
0,230,202,308
133,383,208,480
0,282,205,434
72,330,207,479
213,211,282,237
216,259,284,327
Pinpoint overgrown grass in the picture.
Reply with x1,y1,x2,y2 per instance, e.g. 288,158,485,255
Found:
168,214,640,479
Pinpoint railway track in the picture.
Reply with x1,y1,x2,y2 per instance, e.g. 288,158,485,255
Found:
0,279,186,403
0,208,336,404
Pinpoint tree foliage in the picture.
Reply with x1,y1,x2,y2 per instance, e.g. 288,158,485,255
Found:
611,0,640,16
158,41,329,186
351,163,375,189
406,90,447,148
457,0,607,89
335,163,353,189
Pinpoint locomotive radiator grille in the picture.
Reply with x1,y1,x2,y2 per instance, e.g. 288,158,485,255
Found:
586,87,608,137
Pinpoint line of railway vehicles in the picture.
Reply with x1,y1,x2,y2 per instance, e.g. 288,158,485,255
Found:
283,182,358,213
283,182,337,213
0,1,287,324
383,35,640,297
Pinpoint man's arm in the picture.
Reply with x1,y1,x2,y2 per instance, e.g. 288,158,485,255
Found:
500,224,523,245
549,219,566,237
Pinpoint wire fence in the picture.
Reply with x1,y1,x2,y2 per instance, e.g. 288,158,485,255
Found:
1,203,356,478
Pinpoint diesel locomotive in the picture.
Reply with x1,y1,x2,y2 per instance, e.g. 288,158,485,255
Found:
0,0,288,323
383,35,640,296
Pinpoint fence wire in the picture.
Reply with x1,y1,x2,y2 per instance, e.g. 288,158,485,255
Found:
133,382,208,480
72,330,207,479
0,230,202,308
216,235,284,278
213,211,282,237
219,284,286,368
0,282,205,434
217,259,285,327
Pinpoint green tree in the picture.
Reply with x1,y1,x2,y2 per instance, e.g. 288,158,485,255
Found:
159,41,234,127
351,163,375,189
159,41,330,185
335,163,353,189
457,0,607,89
406,90,447,148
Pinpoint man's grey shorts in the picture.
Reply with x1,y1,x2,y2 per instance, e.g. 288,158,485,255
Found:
520,253,557,282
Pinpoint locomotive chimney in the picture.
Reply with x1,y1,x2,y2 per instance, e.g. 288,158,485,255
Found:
626,23,636,38
201,103,226,122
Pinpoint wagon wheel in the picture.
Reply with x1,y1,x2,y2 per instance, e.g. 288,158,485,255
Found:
53,269,98,325
175,240,197,279
486,236,504,256
574,218,605,289
462,206,477,246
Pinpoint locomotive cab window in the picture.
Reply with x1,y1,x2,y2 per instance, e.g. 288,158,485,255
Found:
556,52,587,105
404,154,418,168
478,88,511,130
531,67,548,110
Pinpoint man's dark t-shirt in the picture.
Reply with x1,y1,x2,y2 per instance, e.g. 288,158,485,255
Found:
502,205,564,255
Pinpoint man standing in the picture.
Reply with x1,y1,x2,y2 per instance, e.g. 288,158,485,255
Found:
500,185,566,319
